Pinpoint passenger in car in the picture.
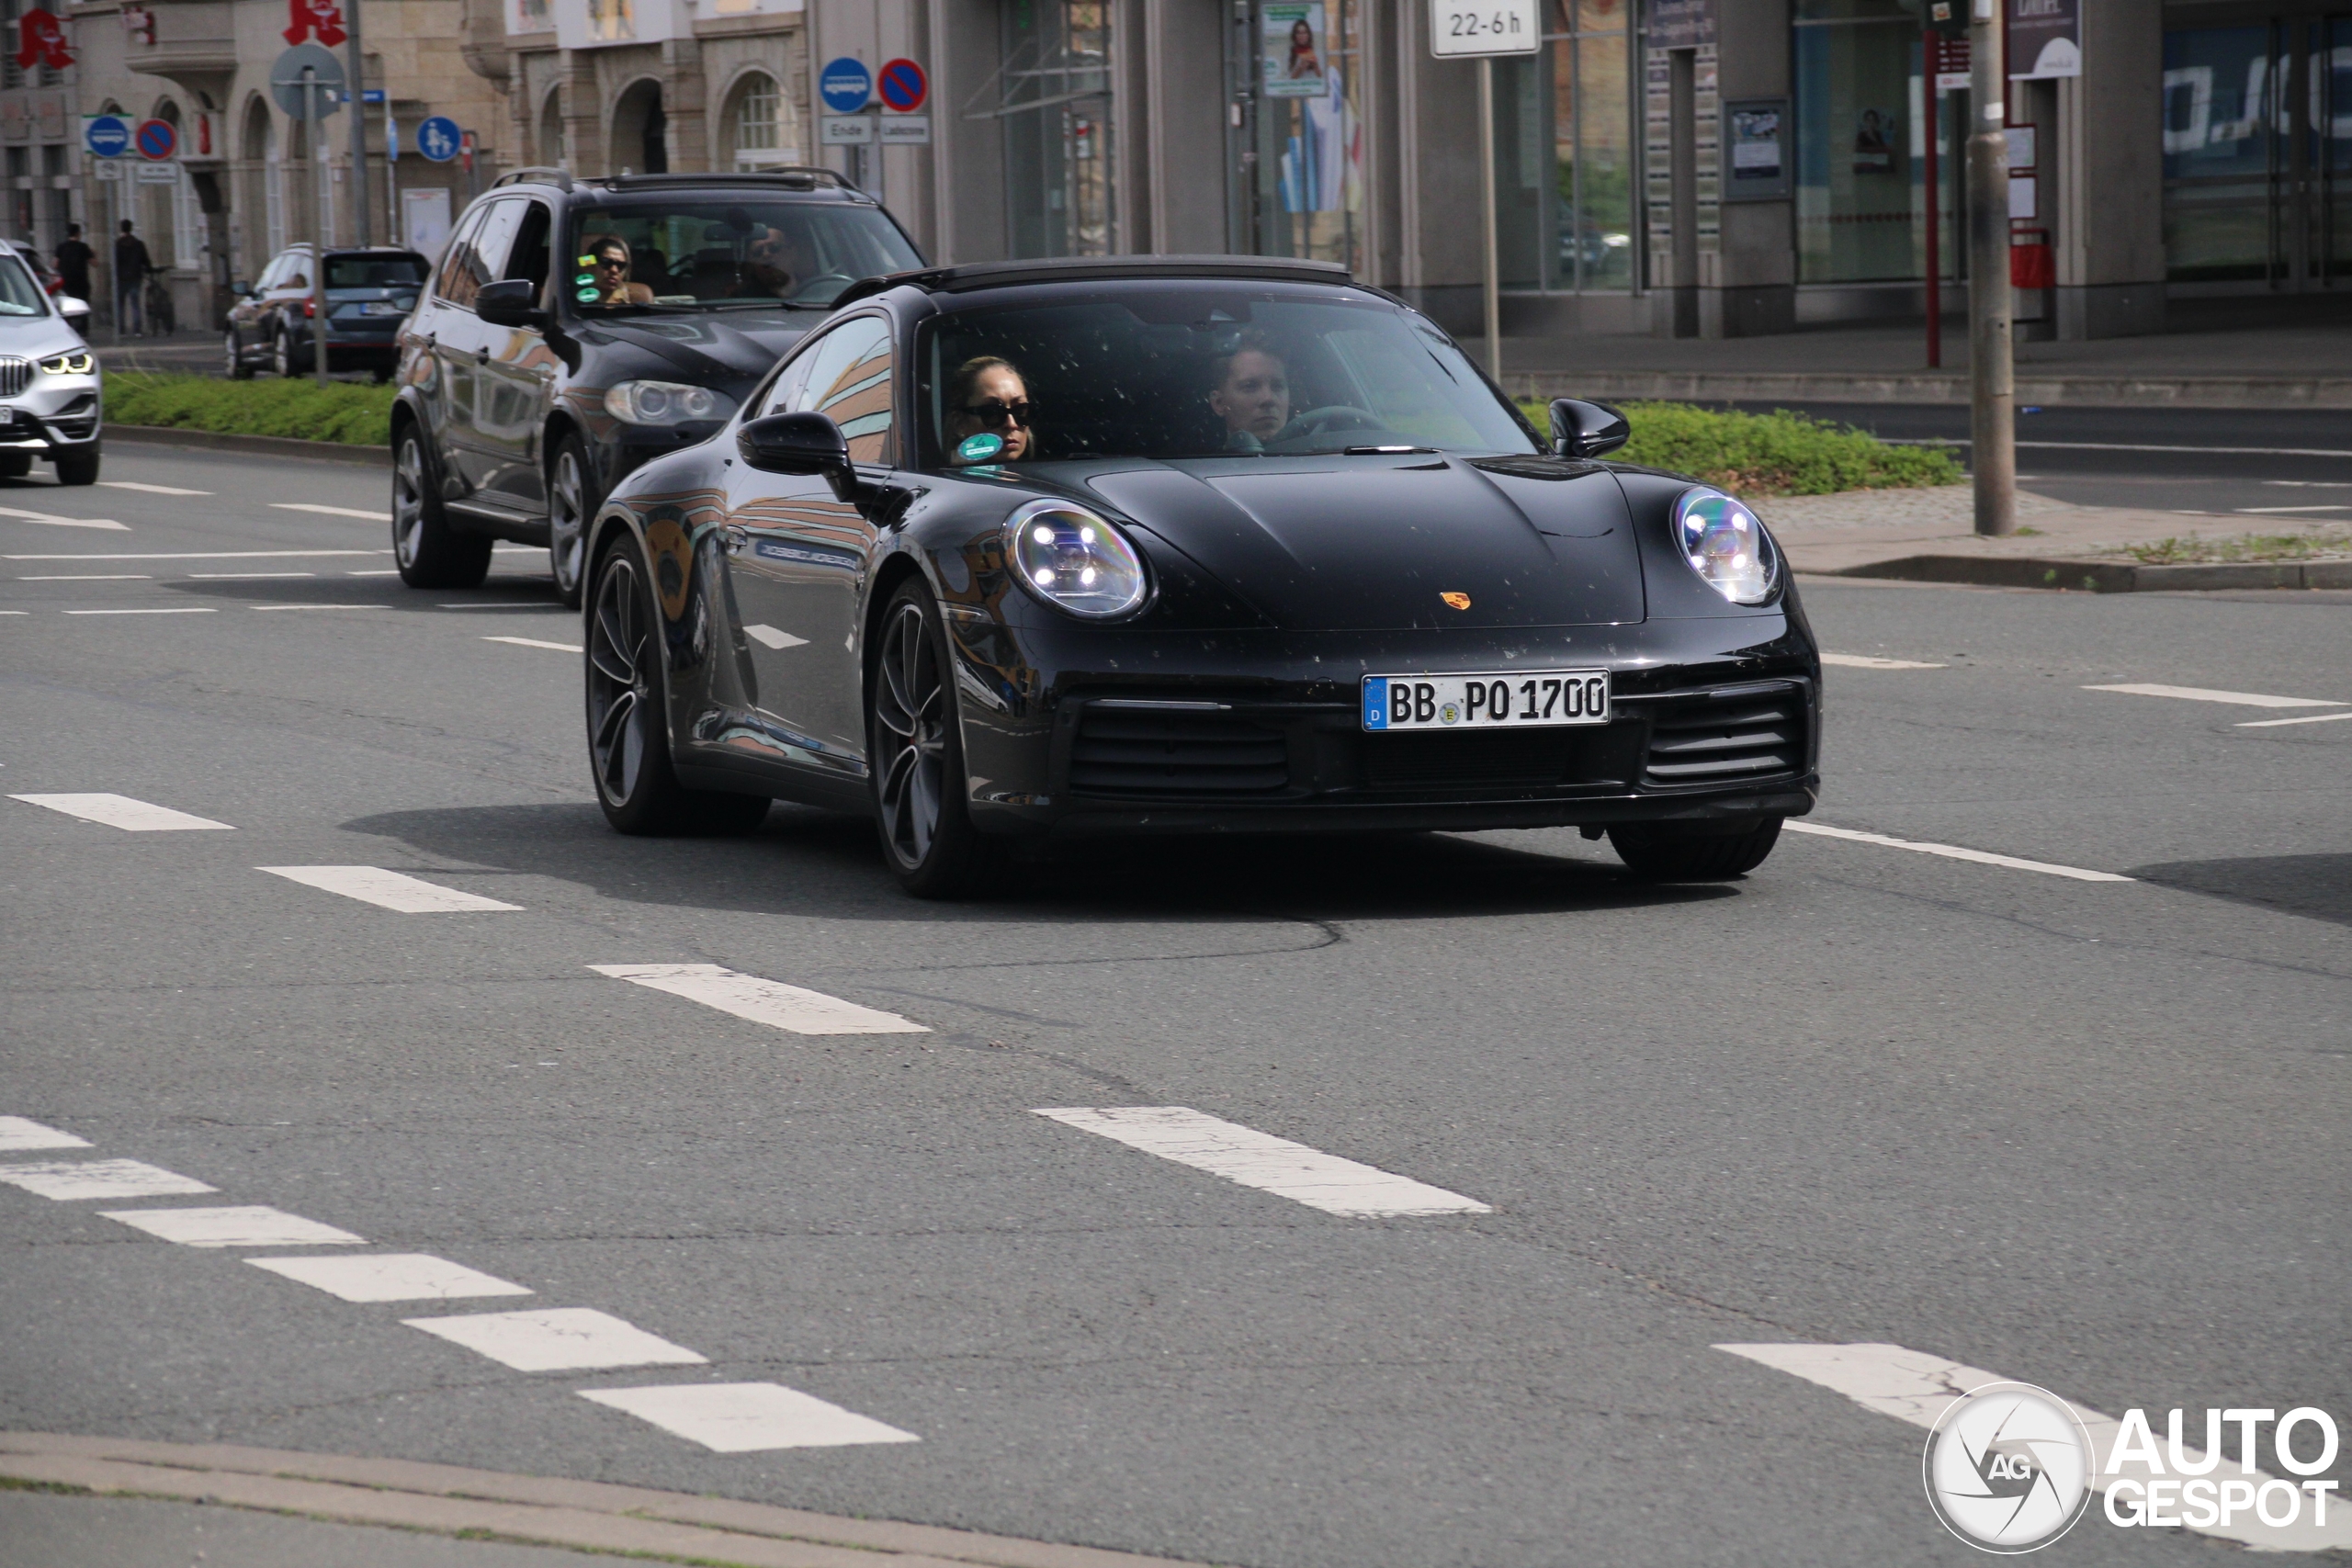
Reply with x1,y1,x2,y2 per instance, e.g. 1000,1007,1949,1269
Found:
1209,335,1291,452
944,355,1035,463
583,235,656,306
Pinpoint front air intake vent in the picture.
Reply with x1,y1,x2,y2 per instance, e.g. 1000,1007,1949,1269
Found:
1640,687,1804,788
0,356,29,398
1069,705,1290,797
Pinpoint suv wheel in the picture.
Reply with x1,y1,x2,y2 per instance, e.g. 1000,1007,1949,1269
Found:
391,427,491,588
223,330,254,379
548,434,595,611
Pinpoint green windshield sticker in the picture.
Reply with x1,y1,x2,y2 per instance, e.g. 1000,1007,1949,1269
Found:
574,287,600,303
956,432,1005,463
574,273,594,286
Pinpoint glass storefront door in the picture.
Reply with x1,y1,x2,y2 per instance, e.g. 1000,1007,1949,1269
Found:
1237,0,1365,268
2164,17,2352,288
1001,0,1115,259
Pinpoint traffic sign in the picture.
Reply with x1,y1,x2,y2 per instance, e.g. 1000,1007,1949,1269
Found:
134,161,180,184
820,57,872,114
84,114,130,159
876,58,927,114
133,118,177,161
270,42,346,118
416,116,460,163
820,116,873,146
877,116,931,145
1430,0,1539,56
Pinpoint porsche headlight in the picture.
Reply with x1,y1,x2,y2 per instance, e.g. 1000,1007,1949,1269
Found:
38,351,95,376
1673,488,1780,604
1007,500,1148,619
604,379,734,425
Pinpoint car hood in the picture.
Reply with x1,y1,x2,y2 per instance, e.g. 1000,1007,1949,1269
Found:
1081,455,1645,630
576,311,812,387
0,314,91,359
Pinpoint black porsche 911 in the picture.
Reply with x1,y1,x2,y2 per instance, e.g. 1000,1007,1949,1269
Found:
582,255,1820,897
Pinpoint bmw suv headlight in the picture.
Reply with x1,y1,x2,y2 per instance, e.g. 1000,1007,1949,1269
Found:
604,380,734,425
1673,488,1780,604
1007,499,1149,619
38,351,95,376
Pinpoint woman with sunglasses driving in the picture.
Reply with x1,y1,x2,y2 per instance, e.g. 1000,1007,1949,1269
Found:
944,355,1035,463
583,234,656,307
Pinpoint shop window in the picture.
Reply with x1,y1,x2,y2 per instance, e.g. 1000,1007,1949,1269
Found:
1001,0,1114,258
1245,0,1365,271
1793,0,1917,284
1489,2,1634,295
2161,26,2278,283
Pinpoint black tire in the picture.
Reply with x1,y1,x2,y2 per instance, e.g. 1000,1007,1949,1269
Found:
0,451,29,478
869,581,1001,898
370,365,392,385
391,425,491,588
1608,818,1782,881
52,448,99,486
586,536,769,836
272,328,305,378
224,330,254,379
547,434,595,611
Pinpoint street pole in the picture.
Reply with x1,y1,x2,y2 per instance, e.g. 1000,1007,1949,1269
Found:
1923,26,1939,371
1966,0,2013,536
1477,55,1501,386
308,71,332,387
345,0,369,248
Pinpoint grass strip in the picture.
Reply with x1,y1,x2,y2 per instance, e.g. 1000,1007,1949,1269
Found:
105,371,397,446
1521,399,1964,497
2115,529,2352,565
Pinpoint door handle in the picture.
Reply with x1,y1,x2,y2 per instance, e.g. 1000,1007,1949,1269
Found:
475,346,490,366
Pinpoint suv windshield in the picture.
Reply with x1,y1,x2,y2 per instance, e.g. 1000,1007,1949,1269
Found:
327,254,428,289
567,199,920,312
916,284,1540,464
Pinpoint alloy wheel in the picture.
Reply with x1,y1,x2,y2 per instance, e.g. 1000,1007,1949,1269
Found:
873,600,947,868
549,446,587,599
392,437,427,568
273,332,291,378
588,555,653,806
221,332,239,376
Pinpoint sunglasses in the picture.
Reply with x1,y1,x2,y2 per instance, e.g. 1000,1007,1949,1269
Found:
962,399,1032,429
594,256,628,270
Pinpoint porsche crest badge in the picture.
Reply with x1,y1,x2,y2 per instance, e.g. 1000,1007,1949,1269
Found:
1440,592,1472,610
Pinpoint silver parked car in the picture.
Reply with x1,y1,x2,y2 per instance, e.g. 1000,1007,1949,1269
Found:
0,244,98,484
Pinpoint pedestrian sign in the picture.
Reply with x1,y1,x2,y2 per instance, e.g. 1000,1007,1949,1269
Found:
417,116,460,163
84,114,130,158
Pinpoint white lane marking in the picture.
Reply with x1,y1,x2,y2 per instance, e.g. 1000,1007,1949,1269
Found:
0,1116,90,1152
589,964,927,1036
187,571,315,580
1894,437,2352,458
1781,821,2132,883
743,624,808,649
4,550,382,561
1716,1342,2352,1553
2233,504,2351,513
437,602,559,610
271,503,389,520
580,1382,919,1452
249,1253,532,1302
100,481,211,496
0,1159,216,1200
62,607,216,615
2239,711,2352,728
259,865,523,913
2086,682,2344,710
345,569,401,576
18,573,150,580
252,604,390,612
0,506,126,531
0,609,21,615
483,636,582,653
2262,479,2352,488
98,1205,366,1247
1820,652,1946,670
402,1307,707,1372
11,793,234,831
1033,1106,1493,1218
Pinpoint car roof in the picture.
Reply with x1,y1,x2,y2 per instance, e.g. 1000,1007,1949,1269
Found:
834,254,1357,310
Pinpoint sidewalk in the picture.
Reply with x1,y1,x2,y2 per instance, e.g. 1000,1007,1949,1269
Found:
1474,296,2352,410
1757,483,2352,592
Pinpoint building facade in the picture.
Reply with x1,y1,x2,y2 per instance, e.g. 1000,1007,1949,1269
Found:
6,0,2339,340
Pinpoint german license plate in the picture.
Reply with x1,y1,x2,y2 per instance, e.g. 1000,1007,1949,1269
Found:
1362,670,1610,732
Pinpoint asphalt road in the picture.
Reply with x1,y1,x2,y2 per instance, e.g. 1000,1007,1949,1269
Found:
3,443,2347,1566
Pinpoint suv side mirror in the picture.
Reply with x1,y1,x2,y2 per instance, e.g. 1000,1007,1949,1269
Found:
1549,398,1630,459
58,297,89,329
738,412,861,500
475,278,543,329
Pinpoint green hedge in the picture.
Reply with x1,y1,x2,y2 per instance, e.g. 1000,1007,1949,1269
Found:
1522,399,1964,497
104,372,398,446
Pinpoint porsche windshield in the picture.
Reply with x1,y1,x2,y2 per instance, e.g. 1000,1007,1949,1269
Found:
567,200,920,312
918,284,1540,464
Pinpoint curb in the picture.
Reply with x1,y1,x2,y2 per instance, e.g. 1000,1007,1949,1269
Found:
106,425,391,468
1833,555,2352,592
0,1431,1210,1568
1505,370,2352,412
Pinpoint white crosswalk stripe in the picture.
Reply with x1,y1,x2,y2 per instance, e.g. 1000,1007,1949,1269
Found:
580,1382,919,1452
402,1307,708,1372
10,793,234,831
1034,1107,1492,1218
99,1206,366,1247
0,1159,216,1200
589,964,926,1035
248,1254,534,1303
258,866,523,913
0,1117,90,1152
1820,652,1945,669
2086,682,2344,709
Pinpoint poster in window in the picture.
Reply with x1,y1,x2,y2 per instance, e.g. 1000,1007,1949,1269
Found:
1263,3,1326,99
2008,0,2080,80
1852,108,1897,175
1723,98,1789,200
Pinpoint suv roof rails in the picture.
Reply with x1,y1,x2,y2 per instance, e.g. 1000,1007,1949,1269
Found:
589,168,865,194
494,167,575,192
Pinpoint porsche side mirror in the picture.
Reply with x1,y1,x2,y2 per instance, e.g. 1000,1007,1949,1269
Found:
475,278,543,329
738,412,860,499
1550,397,1629,459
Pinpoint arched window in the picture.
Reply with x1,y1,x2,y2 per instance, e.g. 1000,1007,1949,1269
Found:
731,73,781,166
538,89,567,169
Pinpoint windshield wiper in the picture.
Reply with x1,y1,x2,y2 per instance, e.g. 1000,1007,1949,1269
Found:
1342,444,1437,455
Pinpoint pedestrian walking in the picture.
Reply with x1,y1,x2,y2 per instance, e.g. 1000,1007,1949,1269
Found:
113,220,152,337
53,223,93,303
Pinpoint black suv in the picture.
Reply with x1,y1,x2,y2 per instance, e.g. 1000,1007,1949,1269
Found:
389,168,922,605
